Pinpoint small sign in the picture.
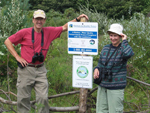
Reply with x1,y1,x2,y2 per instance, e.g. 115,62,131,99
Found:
72,55,93,89
68,22,98,55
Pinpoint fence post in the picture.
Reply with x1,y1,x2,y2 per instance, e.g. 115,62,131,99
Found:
79,17,88,113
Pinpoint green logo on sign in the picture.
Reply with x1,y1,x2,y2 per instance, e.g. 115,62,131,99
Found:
77,66,88,78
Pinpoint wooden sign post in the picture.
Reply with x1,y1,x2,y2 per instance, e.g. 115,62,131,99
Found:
79,17,88,113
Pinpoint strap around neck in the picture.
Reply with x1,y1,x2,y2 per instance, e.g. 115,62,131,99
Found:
105,43,121,66
32,28,44,47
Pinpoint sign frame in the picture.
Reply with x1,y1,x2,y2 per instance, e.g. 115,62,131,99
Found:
72,55,93,89
68,22,98,55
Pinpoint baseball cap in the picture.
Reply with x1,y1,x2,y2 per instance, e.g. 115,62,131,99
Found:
33,9,46,19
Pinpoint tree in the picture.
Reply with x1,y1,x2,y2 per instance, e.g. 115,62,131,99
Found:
29,0,78,12
0,0,29,87
29,0,150,19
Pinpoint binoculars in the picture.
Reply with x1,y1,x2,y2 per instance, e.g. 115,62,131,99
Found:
32,52,44,63
101,68,113,81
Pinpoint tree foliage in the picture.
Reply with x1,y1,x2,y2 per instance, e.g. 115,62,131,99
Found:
0,0,29,85
29,0,78,12
28,0,150,19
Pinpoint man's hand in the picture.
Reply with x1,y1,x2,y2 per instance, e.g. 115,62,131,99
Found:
76,14,89,22
62,14,89,31
16,55,28,67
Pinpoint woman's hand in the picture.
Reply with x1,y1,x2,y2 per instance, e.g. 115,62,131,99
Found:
93,68,99,79
120,33,127,41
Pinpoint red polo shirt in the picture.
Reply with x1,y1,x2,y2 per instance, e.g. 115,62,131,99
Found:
9,27,63,64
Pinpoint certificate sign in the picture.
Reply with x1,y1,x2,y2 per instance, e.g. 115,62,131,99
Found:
68,22,98,55
72,55,93,89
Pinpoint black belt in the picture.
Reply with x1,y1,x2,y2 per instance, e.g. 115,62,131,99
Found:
28,63,44,68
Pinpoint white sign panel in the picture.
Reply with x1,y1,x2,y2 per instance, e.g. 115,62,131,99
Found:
68,22,98,55
72,55,93,89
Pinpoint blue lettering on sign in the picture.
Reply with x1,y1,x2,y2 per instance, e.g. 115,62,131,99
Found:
68,31,97,39
68,48,97,52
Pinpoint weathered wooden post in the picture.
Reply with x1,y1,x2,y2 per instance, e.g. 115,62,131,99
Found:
79,88,88,113
79,17,88,113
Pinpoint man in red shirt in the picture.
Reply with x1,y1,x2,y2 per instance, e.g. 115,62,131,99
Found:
4,9,88,113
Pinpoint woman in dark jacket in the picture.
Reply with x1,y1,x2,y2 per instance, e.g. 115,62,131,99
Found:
93,23,134,113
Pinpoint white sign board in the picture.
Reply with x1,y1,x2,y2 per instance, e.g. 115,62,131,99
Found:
68,22,98,55
72,55,93,89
